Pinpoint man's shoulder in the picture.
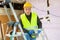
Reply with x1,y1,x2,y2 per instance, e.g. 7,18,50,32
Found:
31,12,37,15
20,13,25,16
32,11,36,13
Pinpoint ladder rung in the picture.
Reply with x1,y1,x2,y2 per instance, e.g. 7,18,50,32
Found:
5,32,22,37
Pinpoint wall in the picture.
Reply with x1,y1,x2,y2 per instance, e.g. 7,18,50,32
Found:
26,0,60,40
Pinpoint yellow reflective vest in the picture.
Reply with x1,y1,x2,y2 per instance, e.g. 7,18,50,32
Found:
20,12,38,30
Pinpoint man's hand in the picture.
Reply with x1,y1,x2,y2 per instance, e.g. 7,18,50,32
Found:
37,29,42,34
34,29,42,34
28,30,34,35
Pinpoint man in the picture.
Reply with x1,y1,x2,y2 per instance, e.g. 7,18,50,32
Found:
19,2,42,40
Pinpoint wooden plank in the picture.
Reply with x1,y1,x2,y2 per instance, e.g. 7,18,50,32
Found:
0,8,23,15
0,21,4,40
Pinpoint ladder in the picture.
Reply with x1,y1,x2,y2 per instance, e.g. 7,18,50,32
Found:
0,0,27,40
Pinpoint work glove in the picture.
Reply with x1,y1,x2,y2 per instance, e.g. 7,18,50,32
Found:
34,29,42,34
28,30,36,38
37,29,42,34
34,29,42,38
28,30,34,35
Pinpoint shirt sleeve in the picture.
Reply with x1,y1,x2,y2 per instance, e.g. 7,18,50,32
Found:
37,16,42,29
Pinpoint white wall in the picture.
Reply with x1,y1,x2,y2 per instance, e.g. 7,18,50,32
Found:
26,0,60,40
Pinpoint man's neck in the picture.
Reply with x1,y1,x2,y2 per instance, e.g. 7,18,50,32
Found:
25,12,31,16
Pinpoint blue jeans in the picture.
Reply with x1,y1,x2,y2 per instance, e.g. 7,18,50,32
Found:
25,33,36,40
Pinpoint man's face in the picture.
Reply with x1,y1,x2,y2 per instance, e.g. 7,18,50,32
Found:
24,7,31,15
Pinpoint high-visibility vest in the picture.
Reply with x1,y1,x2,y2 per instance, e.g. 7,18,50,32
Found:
20,12,38,30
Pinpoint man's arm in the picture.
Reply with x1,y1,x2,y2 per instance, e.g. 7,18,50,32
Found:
37,16,42,29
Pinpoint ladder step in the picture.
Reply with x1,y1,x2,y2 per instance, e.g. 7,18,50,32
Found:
5,32,22,37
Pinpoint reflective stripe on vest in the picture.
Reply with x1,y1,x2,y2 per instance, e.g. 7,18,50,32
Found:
20,12,38,30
